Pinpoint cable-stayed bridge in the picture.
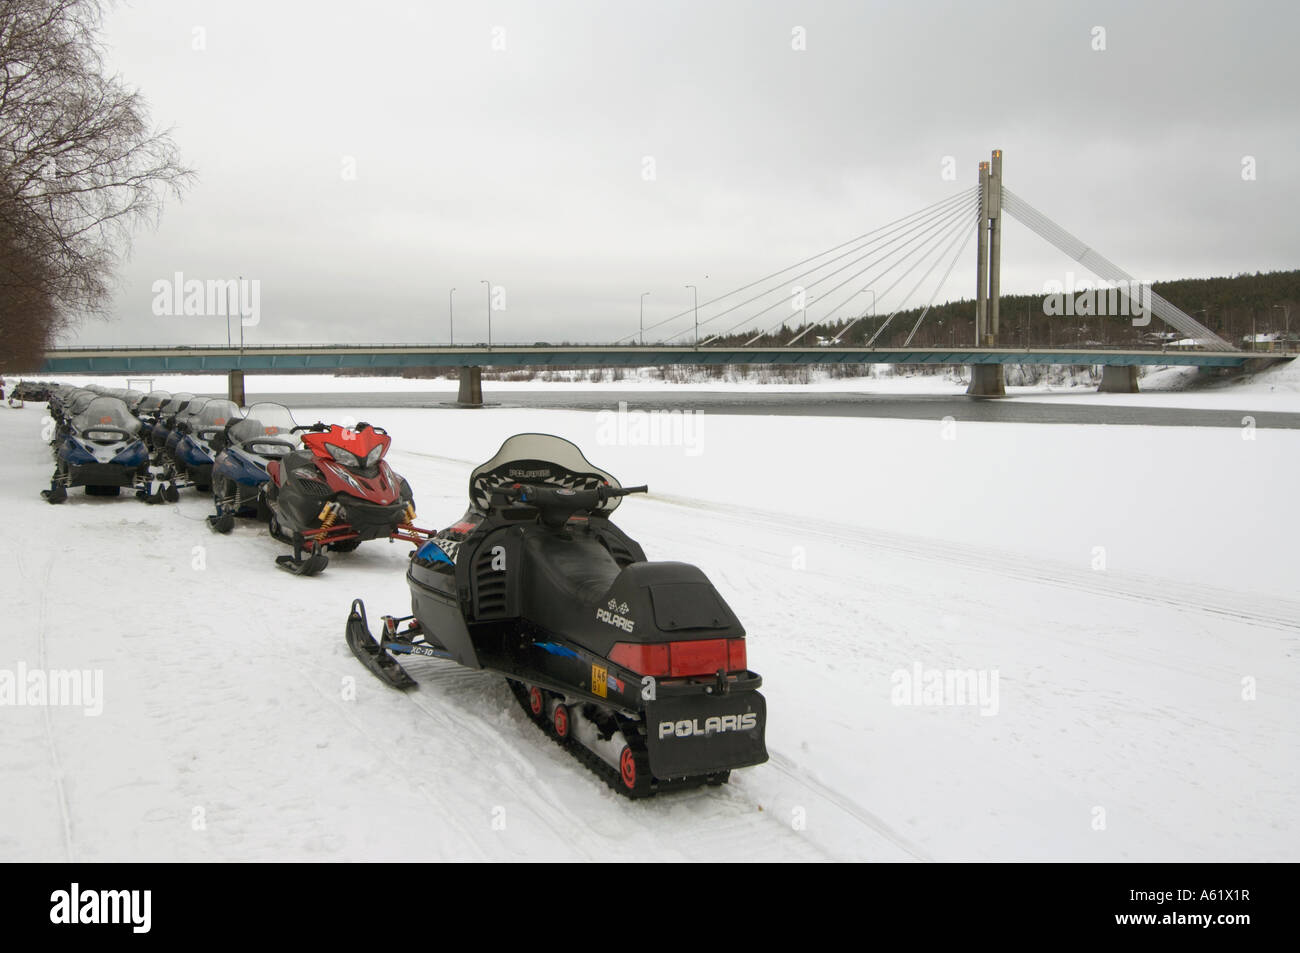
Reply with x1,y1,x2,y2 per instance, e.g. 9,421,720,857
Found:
35,150,1292,402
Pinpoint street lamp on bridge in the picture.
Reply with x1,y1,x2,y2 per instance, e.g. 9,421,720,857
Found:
832,288,875,344
857,288,875,335
481,280,492,348
449,287,455,345
640,292,650,345
686,284,698,346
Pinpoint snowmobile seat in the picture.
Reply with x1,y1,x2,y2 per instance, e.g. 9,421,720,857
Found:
522,532,621,608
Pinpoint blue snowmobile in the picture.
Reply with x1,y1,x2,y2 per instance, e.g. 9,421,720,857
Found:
168,398,241,492
206,402,301,534
41,397,152,504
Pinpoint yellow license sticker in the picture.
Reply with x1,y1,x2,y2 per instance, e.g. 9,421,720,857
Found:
591,664,607,698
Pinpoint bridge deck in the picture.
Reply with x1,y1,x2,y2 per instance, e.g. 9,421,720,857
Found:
35,344,1285,374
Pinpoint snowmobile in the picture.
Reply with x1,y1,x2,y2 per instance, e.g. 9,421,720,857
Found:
133,390,173,428
119,389,148,414
48,390,97,449
148,393,198,450
261,421,420,575
345,433,768,798
166,398,240,491
41,397,152,504
207,402,301,534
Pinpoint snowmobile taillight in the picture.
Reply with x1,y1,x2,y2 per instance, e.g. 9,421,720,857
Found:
667,639,730,677
728,638,747,672
609,638,747,677
609,642,670,676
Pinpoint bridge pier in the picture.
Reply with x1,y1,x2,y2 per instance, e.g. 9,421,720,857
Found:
457,365,483,406
966,364,1006,397
1097,365,1139,393
227,369,245,404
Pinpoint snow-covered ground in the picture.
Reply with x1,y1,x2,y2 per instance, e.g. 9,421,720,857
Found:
1,395,1296,861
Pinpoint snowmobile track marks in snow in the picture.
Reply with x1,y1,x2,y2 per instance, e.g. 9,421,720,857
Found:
35,557,76,861
649,493,1300,633
765,751,933,862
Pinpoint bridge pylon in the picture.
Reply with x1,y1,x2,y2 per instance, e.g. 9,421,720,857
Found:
967,149,1007,397
457,365,483,406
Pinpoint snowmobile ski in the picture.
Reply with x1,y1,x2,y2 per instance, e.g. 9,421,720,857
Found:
345,600,419,690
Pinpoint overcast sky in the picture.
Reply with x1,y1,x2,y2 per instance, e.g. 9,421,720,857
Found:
64,0,1300,346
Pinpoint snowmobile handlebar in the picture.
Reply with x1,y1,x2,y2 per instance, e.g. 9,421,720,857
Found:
489,482,647,521
292,422,387,435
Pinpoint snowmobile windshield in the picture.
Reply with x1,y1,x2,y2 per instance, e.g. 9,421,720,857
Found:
137,391,172,412
73,397,142,436
161,393,195,414
175,397,213,424
121,390,147,410
193,399,239,431
468,433,622,514
239,402,299,437
228,418,300,457
69,392,97,415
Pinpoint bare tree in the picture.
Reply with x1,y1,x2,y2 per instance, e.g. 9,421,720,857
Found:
0,0,191,368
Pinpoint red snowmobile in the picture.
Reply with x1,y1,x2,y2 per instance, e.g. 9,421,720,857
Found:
261,421,428,575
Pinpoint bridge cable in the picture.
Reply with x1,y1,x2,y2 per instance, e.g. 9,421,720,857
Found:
738,197,977,346
863,196,982,345
617,186,977,343
700,194,979,346
1000,188,1234,350
740,195,979,347
659,187,976,345
680,188,979,345
902,206,981,347
692,190,978,345
809,196,980,346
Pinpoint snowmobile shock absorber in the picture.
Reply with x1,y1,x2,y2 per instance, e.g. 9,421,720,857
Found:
403,502,416,523
318,501,339,528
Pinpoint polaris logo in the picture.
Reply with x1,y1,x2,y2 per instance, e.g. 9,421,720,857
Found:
659,713,757,738
595,607,635,632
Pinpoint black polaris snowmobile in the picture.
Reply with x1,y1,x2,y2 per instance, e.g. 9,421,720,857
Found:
346,434,767,798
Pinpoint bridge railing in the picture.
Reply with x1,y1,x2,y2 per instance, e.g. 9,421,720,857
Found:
44,342,1292,354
